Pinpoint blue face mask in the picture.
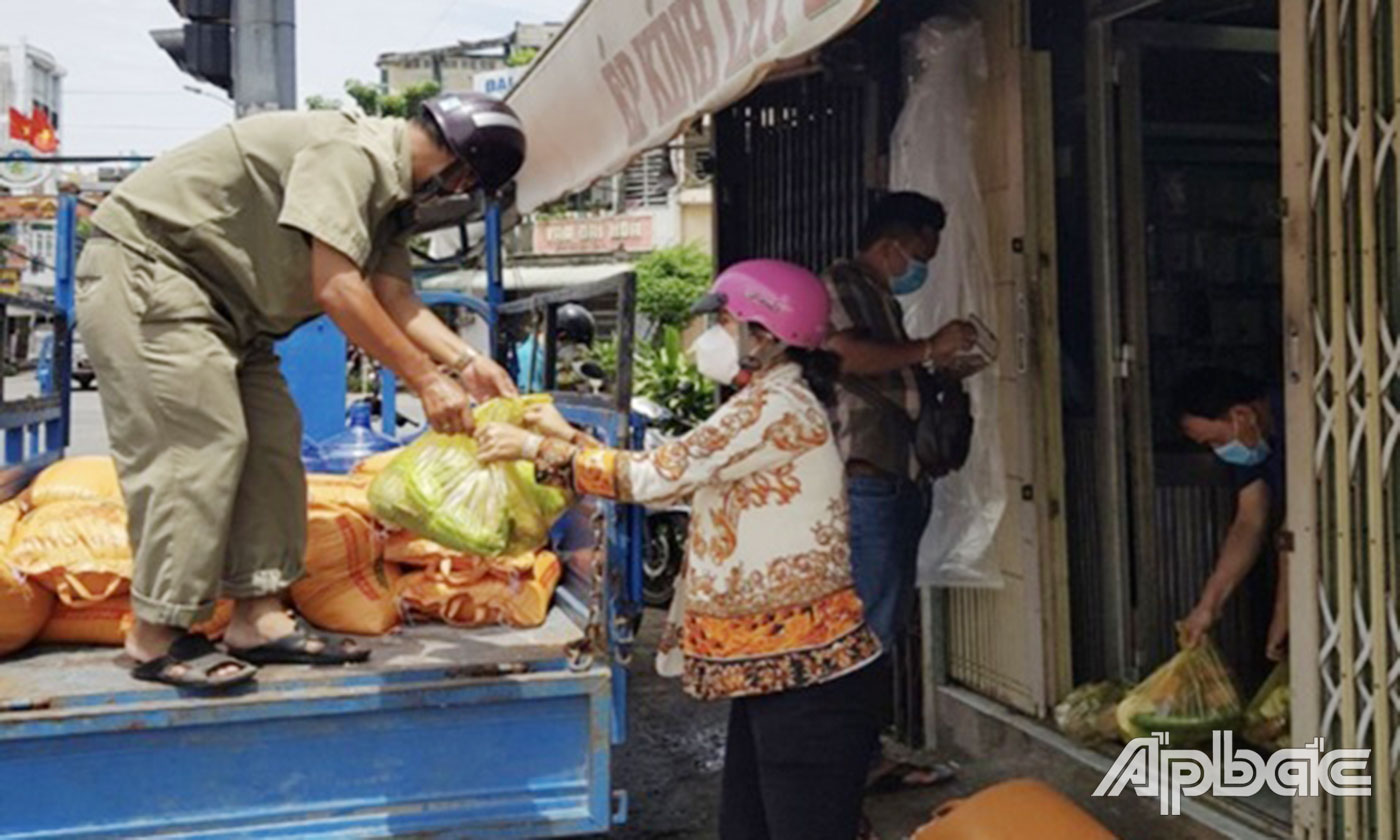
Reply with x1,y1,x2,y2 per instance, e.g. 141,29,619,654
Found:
1214,438,1271,467
890,246,929,295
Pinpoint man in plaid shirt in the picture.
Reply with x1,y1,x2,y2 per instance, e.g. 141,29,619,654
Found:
823,191,975,795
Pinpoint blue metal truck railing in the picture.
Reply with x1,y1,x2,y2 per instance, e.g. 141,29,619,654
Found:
0,192,75,497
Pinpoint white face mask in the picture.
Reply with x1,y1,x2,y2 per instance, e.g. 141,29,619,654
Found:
689,324,741,385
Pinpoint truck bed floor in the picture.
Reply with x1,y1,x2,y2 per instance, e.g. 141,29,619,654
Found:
0,607,585,716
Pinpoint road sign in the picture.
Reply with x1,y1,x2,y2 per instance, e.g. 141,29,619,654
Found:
0,267,21,295
0,143,47,189
0,194,59,222
472,67,522,99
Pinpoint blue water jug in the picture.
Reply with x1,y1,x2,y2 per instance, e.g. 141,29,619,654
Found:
300,434,326,473
36,334,54,395
318,401,400,473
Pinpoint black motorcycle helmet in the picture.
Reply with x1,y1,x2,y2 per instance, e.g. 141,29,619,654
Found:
420,92,527,193
556,303,596,346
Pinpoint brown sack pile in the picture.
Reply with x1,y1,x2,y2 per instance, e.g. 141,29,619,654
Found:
396,551,562,630
291,504,401,636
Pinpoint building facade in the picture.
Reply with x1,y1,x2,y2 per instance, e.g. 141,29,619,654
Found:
385,24,714,300
0,41,65,292
375,22,563,96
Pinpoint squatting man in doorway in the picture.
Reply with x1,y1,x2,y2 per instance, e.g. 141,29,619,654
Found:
1172,367,1287,662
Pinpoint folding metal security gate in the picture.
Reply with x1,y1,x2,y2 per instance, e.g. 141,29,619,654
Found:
713,72,874,273
1280,1,1400,836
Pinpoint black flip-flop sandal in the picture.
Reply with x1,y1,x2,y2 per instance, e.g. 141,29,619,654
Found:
227,617,371,666
130,633,258,689
865,760,957,795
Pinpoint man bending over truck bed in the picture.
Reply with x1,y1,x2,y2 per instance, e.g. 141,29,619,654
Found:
76,93,522,688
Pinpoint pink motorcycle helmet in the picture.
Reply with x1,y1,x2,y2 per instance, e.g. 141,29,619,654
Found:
690,259,831,349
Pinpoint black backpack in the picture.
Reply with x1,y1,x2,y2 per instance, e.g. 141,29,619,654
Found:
843,367,974,479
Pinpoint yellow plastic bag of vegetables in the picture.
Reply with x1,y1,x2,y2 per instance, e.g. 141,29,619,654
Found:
1116,636,1243,746
1242,662,1290,752
1054,681,1130,744
368,396,572,558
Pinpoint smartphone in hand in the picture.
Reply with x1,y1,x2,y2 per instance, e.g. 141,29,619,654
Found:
947,313,998,378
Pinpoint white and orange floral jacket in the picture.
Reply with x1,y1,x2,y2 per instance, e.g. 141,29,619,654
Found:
547,362,881,700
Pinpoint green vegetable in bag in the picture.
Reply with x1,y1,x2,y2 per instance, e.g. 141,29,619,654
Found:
1054,681,1130,744
473,393,553,426
1242,663,1290,752
1116,636,1243,746
368,396,573,557
507,460,570,519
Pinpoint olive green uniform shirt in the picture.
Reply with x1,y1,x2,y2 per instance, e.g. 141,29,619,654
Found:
92,110,416,339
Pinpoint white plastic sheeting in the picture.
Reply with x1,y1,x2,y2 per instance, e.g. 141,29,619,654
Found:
505,0,877,212
890,17,1006,588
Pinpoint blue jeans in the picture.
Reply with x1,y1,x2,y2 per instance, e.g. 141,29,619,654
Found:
848,474,929,650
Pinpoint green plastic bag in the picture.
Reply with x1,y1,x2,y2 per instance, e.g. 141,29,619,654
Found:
1054,681,1130,744
473,393,553,426
1242,663,1290,752
1116,636,1243,746
368,397,573,557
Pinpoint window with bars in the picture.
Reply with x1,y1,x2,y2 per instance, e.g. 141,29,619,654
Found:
28,226,55,270
621,150,671,208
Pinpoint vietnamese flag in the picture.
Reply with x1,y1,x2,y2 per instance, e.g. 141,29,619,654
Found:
8,108,32,144
30,109,57,154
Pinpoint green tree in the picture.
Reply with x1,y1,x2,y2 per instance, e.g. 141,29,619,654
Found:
635,325,716,432
344,79,384,115
506,47,539,67
634,243,714,329
305,94,341,110
343,79,441,117
582,326,716,432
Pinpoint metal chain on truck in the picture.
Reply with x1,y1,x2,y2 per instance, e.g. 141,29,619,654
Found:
566,505,610,673
611,531,636,667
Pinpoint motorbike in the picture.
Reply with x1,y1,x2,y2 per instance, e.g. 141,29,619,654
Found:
631,396,688,608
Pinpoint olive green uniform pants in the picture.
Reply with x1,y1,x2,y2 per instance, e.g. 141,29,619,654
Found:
75,236,306,627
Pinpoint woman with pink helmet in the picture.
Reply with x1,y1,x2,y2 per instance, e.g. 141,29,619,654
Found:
478,259,881,839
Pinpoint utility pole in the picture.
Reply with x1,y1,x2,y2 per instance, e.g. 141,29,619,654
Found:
232,0,295,116
152,0,295,117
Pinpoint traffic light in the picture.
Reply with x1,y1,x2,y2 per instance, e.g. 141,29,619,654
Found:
151,0,233,94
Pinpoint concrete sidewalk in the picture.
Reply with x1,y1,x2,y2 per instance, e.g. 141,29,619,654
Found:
607,609,1268,839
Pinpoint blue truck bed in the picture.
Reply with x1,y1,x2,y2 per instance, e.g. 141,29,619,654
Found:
0,611,622,838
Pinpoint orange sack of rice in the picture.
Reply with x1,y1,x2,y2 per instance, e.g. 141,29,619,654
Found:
39,597,234,646
382,531,490,574
351,448,405,477
28,455,124,507
7,500,131,606
0,564,52,655
291,504,400,635
306,473,375,520
0,497,52,655
396,551,561,629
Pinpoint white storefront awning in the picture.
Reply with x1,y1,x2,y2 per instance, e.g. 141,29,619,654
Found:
420,261,635,294
505,0,878,213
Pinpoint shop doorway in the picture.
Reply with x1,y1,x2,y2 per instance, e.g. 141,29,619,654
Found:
1060,0,1289,829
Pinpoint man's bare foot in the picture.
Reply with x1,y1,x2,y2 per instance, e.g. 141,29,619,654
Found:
125,619,184,663
125,618,250,683
222,595,369,666
223,596,327,654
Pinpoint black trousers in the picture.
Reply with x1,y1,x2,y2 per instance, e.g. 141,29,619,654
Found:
718,664,880,840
